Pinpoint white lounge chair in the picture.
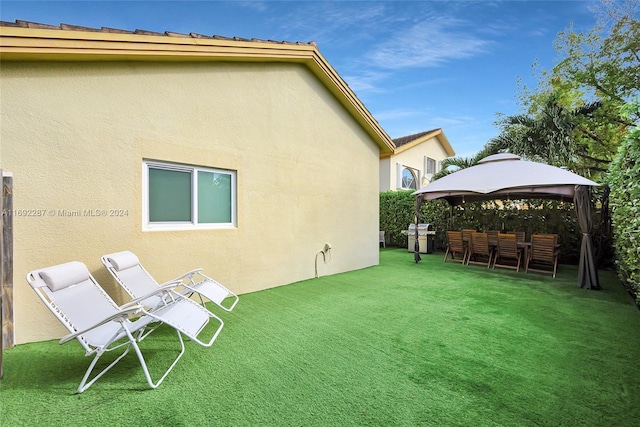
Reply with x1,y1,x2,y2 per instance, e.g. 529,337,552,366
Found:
102,251,239,312
26,261,224,393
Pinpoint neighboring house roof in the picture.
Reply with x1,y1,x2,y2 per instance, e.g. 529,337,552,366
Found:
0,19,395,154
383,128,455,158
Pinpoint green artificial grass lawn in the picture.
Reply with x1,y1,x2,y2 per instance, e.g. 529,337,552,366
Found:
2,249,640,426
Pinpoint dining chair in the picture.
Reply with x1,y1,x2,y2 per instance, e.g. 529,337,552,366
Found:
492,233,522,272
467,232,493,268
486,230,499,248
506,230,525,243
525,234,560,278
444,231,467,263
461,229,475,264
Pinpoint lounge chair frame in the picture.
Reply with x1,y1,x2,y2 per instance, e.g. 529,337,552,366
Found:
27,261,223,393
102,251,239,312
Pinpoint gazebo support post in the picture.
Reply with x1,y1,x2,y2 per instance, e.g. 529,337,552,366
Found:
575,185,600,290
414,196,423,263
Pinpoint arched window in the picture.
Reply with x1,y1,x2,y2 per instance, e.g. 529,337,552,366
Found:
401,167,417,190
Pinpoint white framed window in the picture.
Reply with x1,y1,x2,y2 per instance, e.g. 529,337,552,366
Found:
401,167,418,190
143,160,236,230
426,157,437,175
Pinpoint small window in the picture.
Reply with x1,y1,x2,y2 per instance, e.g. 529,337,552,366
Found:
143,161,236,230
401,167,417,190
426,157,437,175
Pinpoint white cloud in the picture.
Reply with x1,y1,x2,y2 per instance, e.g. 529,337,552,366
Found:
369,18,494,69
341,70,390,93
275,2,389,45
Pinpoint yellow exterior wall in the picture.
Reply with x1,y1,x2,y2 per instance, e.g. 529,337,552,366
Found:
0,60,381,344
381,136,451,191
379,157,391,191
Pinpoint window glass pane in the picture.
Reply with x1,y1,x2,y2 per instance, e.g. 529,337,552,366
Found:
198,171,232,223
149,168,192,222
426,158,436,175
402,168,416,189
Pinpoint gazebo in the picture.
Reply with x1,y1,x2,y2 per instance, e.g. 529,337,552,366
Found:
412,153,600,289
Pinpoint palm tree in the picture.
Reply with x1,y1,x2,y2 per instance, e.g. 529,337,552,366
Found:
433,141,503,180
491,94,612,177
434,93,613,182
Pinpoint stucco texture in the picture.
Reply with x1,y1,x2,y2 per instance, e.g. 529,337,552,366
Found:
0,61,380,344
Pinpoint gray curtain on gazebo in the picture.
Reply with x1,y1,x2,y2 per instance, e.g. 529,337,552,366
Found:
575,185,600,289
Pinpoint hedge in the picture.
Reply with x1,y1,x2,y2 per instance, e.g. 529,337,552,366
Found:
380,190,612,265
609,102,640,300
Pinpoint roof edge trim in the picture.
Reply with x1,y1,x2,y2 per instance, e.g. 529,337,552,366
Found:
392,129,455,157
0,25,395,153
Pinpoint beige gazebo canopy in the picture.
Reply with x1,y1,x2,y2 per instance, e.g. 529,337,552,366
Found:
413,153,597,204
412,153,600,289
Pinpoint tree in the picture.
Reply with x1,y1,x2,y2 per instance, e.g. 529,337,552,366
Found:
554,0,640,111
491,93,610,177
495,0,639,179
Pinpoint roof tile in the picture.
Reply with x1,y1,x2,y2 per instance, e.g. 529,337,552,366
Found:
60,23,102,32
16,20,59,30
0,19,316,47
393,129,440,147
100,27,136,34
134,29,165,36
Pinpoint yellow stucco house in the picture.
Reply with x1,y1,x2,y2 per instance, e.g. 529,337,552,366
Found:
0,21,396,344
379,128,455,192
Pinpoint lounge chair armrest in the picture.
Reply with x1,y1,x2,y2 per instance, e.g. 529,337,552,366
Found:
162,268,204,284
59,305,143,344
119,282,183,309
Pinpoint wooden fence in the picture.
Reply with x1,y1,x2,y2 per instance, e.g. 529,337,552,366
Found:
1,170,13,379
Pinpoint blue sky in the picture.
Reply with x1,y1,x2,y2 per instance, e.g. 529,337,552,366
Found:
1,0,599,157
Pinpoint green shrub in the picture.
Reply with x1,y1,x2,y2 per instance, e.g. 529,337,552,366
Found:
379,190,448,247
379,190,449,247
379,191,599,264
608,101,640,299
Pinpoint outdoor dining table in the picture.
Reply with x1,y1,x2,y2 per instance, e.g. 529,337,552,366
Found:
465,231,550,268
